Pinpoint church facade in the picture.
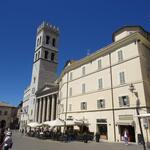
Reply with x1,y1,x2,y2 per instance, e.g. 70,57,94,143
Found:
20,22,59,129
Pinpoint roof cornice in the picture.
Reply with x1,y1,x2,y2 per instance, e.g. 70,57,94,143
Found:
58,32,150,81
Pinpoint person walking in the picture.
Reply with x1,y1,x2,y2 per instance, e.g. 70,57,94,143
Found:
123,128,129,145
2,132,13,150
95,132,100,142
83,131,88,143
0,128,5,150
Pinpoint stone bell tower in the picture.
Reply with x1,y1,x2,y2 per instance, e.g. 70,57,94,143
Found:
28,22,60,123
30,22,59,94
21,22,59,125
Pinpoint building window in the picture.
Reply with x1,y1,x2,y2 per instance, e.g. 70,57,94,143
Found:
97,99,105,108
39,36,42,44
98,78,103,89
70,72,73,81
38,51,40,59
119,96,130,107
46,35,50,44
69,87,72,97
37,38,39,47
51,53,55,61
119,72,125,85
33,77,36,83
69,104,72,111
4,111,8,115
35,53,37,61
81,102,87,110
44,51,49,59
118,50,123,62
98,59,102,70
82,83,86,94
52,38,56,47
82,66,85,76
0,110,2,115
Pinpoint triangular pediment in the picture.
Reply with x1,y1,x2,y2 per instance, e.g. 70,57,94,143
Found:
42,86,51,91
36,83,58,95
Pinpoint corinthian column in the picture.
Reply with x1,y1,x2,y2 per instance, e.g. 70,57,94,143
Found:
38,98,42,123
42,97,46,122
51,95,55,120
46,96,50,121
35,99,39,122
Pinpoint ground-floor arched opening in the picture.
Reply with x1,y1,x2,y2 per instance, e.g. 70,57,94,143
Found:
0,120,6,129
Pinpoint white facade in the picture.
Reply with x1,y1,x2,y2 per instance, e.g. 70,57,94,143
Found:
58,26,150,143
20,22,59,130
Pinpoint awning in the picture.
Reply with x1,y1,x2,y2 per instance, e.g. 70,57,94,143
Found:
117,120,135,126
43,118,64,127
42,121,53,126
135,113,150,118
27,122,41,128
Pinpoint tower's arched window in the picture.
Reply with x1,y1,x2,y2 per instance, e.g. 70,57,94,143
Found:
51,53,55,61
35,53,38,61
39,36,42,44
38,51,40,59
46,35,50,44
44,51,49,59
52,38,56,47
33,77,36,83
37,38,39,47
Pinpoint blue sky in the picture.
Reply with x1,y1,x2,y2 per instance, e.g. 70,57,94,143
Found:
0,0,150,106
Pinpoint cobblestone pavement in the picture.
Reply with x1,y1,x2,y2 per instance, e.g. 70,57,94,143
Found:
11,131,144,150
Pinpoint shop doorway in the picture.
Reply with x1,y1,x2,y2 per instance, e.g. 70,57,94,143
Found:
119,125,135,142
97,119,108,140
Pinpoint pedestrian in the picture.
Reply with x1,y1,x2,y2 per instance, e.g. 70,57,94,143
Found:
123,128,129,145
0,128,5,150
83,131,88,143
21,129,24,135
2,132,13,150
95,132,100,142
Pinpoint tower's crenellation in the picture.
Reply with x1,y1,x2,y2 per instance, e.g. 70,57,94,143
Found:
37,22,59,34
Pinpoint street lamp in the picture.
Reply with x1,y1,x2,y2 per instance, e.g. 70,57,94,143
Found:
129,83,146,150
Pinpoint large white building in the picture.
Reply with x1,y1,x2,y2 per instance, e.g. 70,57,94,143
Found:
20,23,150,144
57,26,150,143
20,22,59,129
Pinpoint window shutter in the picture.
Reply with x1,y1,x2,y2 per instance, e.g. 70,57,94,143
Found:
98,59,102,69
119,97,123,107
103,100,105,108
98,78,103,89
82,67,85,75
118,50,123,62
82,84,85,93
85,103,87,110
97,100,100,108
69,87,72,97
126,96,130,106
119,72,125,84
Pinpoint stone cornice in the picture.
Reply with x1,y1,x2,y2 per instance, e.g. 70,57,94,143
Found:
58,32,150,81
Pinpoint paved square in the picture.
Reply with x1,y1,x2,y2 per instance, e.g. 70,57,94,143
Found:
11,131,144,150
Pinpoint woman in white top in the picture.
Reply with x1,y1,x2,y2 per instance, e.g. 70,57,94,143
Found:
2,132,13,150
123,129,129,145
